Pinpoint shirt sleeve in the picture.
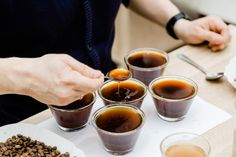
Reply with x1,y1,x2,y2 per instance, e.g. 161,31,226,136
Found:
122,0,130,7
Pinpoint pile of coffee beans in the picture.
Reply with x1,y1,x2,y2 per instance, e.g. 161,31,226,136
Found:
0,134,71,157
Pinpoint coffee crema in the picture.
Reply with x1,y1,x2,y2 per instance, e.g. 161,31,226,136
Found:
95,107,142,133
101,81,145,102
127,51,167,68
165,144,206,157
152,79,195,99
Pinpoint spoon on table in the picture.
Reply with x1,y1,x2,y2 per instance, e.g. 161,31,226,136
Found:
177,53,224,81
105,68,132,81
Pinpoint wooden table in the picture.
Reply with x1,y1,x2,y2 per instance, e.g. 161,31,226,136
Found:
23,25,236,157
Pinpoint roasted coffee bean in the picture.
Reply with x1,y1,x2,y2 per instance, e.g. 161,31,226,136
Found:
0,134,75,157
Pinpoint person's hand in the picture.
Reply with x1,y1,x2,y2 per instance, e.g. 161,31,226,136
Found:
6,54,104,106
174,16,231,51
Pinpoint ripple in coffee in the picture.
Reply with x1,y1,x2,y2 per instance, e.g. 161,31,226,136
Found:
101,81,145,102
125,48,169,85
99,79,146,108
149,76,197,121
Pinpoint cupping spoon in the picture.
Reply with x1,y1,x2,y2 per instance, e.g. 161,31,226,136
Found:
177,54,224,81
105,68,131,81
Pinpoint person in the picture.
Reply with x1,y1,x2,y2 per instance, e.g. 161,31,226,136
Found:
0,0,231,126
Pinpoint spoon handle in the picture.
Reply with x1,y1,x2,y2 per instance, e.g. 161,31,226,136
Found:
177,54,207,74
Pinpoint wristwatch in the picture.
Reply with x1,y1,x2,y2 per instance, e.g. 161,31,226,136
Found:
166,12,190,39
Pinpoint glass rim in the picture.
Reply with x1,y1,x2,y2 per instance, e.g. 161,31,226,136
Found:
160,132,211,156
91,104,145,136
124,48,169,71
148,75,198,102
48,92,96,112
98,78,147,104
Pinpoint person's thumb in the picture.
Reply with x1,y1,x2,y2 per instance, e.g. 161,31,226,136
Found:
199,29,224,45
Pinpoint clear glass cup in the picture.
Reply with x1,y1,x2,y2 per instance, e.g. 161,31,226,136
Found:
98,78,147,108
149,75,198,121
91,104,145,155
160,132,211,157
48,93,96,131
124,48,169,86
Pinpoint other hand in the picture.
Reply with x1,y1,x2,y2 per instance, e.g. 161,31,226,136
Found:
174,15,231,51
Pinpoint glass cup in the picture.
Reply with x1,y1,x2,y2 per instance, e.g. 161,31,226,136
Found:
48,93,96,131
149,76,198,121
160,132,211,157
91,104,145,155
124,48,169,86
98,78,147,108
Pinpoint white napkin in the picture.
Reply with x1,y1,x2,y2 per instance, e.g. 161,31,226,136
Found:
38,94,231,157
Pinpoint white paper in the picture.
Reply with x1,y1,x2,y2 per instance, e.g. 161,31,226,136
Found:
38,94,231,157
0,123,85,157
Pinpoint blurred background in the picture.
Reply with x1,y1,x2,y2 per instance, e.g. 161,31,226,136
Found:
112,0,236,67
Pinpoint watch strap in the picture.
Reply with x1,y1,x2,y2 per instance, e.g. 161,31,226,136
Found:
166,12,189,39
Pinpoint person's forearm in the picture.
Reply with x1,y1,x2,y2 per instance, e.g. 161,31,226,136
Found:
128,0,180,27
0,58,31,95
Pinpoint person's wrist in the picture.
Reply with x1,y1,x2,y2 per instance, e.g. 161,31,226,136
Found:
6,57,35,95
173,18,191,40
166,12,190,39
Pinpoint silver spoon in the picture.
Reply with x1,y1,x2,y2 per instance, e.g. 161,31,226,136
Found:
177,54,224,81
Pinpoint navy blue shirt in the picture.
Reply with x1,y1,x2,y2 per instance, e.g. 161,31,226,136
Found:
0,0,129,125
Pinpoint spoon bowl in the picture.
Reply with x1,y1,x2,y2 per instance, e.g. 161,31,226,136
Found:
106,68,132,81
205,72,224,81
177,54,224,81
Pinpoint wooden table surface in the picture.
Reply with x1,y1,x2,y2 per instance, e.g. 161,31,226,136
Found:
23,25,236,157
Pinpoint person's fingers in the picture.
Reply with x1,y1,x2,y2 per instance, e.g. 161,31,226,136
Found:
221,27,231,46
54,90,86,106
69,71,104,93
198,29,225,45
206,16,231,45
63,55,103,79
210,44,226,52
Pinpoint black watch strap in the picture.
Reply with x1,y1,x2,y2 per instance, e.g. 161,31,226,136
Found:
166,12,189,39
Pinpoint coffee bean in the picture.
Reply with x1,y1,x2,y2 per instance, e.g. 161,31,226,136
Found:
0,135,73,157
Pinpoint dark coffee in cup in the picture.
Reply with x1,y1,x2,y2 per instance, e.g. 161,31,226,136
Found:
152,79,195,99
98,79,147,108
149,76,197,121
92,105,145,155
96,106,142,133
125,48,169,86
101,81,145,102
127,51,167,68
53,93,94,110
49,93,95,131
